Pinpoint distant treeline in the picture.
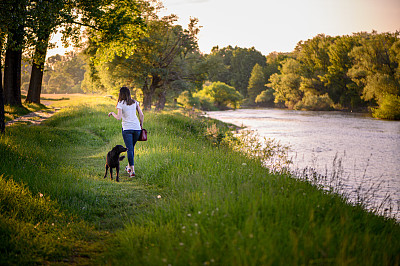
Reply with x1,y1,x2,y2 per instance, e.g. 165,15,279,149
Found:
20,52,86,94
43,30,399,119
199,31,400,120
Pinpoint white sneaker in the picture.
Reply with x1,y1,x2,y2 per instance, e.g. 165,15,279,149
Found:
125,166,131,174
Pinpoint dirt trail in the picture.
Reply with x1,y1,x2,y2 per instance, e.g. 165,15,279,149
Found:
5,108,60,127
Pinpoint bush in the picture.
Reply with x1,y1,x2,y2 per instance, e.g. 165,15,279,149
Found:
372,94,400,120
295,93,334,111
177,91,200,109
255,89,275,106
196,81,243,109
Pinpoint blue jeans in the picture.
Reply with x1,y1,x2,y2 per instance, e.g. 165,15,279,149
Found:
122,129,141,166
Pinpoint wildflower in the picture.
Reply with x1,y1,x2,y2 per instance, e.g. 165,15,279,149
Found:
198,211,202,214
187,213,191,217
179,242,184,246
194,223,198,227
157,195,162,199
242,163,247,166
39,193,44,198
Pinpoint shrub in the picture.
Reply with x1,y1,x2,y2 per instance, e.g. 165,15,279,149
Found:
196,82,243,109
295,93,334,111
372,94,400,120
177,91,200,109
255,89,275,106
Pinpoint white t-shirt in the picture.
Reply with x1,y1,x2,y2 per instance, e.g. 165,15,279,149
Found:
116,101,141,130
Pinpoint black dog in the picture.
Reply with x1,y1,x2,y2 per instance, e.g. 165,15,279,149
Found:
104,145,127,182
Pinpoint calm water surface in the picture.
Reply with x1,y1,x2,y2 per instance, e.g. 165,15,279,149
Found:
207,109,400,219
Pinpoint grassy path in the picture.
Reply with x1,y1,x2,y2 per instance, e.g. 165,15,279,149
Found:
1,95,399,265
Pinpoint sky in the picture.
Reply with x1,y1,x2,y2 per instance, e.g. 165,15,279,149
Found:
47,0,400,57
160,0,400,54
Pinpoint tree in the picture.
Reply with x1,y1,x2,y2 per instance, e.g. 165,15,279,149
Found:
268,58,303,109
348,31,400,105
41,52,86,93
0,0,144,106
229,47,266,97
204,46,266,99
85,0,201,111
0,18,8,133
255,89,274,106
2,0,28,106
294,34,334,97
205,46,233,84
320,35,361,109
247,63,267,104
26,0,69,103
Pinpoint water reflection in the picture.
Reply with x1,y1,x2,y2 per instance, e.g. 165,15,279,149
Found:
207,108,400,220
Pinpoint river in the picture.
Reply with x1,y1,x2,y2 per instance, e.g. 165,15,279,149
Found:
206,108,400,220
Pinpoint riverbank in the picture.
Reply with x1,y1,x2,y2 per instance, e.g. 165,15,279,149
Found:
1,95,399,264
207,108,400,220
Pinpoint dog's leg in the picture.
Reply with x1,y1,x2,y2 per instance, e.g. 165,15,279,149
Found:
104,164,109,179
116,165,120,182
110,168,113,180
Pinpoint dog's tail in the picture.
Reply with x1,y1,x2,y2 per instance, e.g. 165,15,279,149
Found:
119,156,125,161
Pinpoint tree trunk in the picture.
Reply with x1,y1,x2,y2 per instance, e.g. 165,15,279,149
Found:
142,79,152,110
3,47,22,106
142,75,162,110
26,31,51,104
3,22,24,107
155,88,166,111
0,85,4,133
0,38,4,133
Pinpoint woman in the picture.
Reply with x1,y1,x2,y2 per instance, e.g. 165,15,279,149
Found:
108,87,144,177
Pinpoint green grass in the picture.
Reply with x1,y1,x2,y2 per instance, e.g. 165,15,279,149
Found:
4,102,47,122
1,95,399,265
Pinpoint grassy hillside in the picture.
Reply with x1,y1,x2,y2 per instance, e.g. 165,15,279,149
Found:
1,95,399,265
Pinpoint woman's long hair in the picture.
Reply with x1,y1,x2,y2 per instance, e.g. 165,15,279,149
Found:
117,87,135,106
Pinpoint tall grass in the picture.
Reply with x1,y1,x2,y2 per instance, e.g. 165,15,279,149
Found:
107,112,400,265
1,95,399,265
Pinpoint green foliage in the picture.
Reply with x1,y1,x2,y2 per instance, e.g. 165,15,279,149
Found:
230,47,267,97
265,31,400,116
255,88,275,105
294,92,335,111
196,81,243,109
321,35,359,106
84,5,203,109
372,94,400,120
192,91,216,111
43,52,86,94
177,90,200,109
82,0,146,64
205,46,267,97
269,59,303,109
348,31,400,106
247,63,268,104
